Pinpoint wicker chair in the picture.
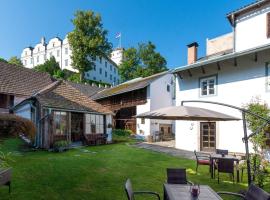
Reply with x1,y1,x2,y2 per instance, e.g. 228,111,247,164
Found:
194,150,211,173
218,183,270,200
166,168,193,185
216,158,234,183
124,179,160,200
0,168,12,193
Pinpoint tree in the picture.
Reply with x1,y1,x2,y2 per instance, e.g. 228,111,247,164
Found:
68,10,112,81
8,56,23,67
34,57,60,76
119,41,167,81
0,57,7,63
245,97,270,187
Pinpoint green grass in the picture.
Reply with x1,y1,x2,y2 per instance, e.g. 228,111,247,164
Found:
0,137,268,200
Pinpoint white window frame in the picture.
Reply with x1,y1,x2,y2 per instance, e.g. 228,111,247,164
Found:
199,75,217,97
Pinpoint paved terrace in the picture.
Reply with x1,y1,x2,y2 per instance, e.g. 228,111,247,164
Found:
134,142,196,160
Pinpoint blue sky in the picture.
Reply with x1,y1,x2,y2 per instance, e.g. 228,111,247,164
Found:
0,0,252,68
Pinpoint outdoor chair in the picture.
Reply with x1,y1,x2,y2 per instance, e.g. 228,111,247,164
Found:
216,158,234,183
194,150,211,173
217,183,270,200
124,179,160,200
216,149,229,155
166,168,193,185
0,168,12,193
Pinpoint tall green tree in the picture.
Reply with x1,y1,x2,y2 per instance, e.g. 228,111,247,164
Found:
119,41,167,81
34,57,60,76
68,10,112,81
8,56,23,66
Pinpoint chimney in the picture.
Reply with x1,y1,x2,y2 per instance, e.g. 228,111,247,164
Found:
187,42,199,65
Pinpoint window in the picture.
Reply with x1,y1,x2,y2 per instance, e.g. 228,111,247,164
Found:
57,50,60,57
30,58,33,64
85,114,104,134
24,60,27,65
99,56,102,63
114,68,116,74
38,47,40,52
141,118,145,124
65,48,68,55
99,68,102,74
53,42,55,47
65,59,68,66
110,74,112,80
105,61,107,68
93,77,96,80
114,77,116,82
105,71,107,77
110,65,112,71
199,75,217,96
44,54,46,61
54,111,67,135
50,52,53,57
167,84,170,92
93,64,96,71
37,56,39,63
267,13,270,38
25,51,27,56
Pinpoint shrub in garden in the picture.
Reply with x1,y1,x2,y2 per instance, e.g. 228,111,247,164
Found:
112,129,133,136
0,114,36,141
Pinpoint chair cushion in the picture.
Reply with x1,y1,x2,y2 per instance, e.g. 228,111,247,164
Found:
198,160,210,165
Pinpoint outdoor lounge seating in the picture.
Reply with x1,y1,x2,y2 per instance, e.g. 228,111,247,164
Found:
194,150,211,173
124,179,160,200
217,183,270,200
84,133,107,146
166,168,193,185
216,158,234,183
0,168,12,193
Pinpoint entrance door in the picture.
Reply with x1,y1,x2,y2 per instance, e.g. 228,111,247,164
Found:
71,113,84,142
200,122,216,152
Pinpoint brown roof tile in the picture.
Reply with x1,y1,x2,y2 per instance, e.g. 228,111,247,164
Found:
0,61,54,96
35,81,113,114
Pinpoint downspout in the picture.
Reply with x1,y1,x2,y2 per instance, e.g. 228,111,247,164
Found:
232,14,236,53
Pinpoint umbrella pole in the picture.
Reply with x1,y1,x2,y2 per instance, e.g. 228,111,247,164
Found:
242,112,252,185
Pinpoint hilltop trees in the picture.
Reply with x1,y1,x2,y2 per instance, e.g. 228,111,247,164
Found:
119,41,167,81
68,10,112,81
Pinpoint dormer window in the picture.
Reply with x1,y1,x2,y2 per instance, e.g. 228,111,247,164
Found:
38,47,40,52
25,51,27,56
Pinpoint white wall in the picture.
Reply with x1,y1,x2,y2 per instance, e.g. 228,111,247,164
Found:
136,73,175,138
235,3,270,52
175,49,270,153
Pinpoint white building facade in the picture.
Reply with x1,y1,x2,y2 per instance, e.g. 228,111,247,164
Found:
174,0,270,153
136,73,176,140
21,35,121,85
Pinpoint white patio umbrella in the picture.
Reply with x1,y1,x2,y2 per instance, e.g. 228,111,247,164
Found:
136,105,240,121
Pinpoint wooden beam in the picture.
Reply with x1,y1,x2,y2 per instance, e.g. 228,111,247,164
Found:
201,66,206,74
217,62,221,71
254,52,258,62
234,58,237,67
188,69,192,77
177,72,183,79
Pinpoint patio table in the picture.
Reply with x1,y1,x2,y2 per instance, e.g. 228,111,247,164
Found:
210,154,240,182
163,184,222,200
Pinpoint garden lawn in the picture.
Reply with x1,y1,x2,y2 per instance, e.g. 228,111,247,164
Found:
0,137,267,200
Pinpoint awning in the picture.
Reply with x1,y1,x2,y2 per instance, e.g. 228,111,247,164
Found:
136,106,240,121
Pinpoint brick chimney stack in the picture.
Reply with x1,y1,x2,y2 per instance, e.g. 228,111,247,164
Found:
187,42,199,65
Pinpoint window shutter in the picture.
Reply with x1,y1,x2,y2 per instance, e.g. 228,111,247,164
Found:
267,13,270,38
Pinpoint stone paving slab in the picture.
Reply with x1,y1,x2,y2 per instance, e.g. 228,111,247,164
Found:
134,142,196,160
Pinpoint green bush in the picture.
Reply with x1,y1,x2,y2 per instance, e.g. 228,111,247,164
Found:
112,129,132,136
53,140,70,148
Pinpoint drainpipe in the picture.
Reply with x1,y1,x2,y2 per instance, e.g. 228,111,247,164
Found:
232,14,236,53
